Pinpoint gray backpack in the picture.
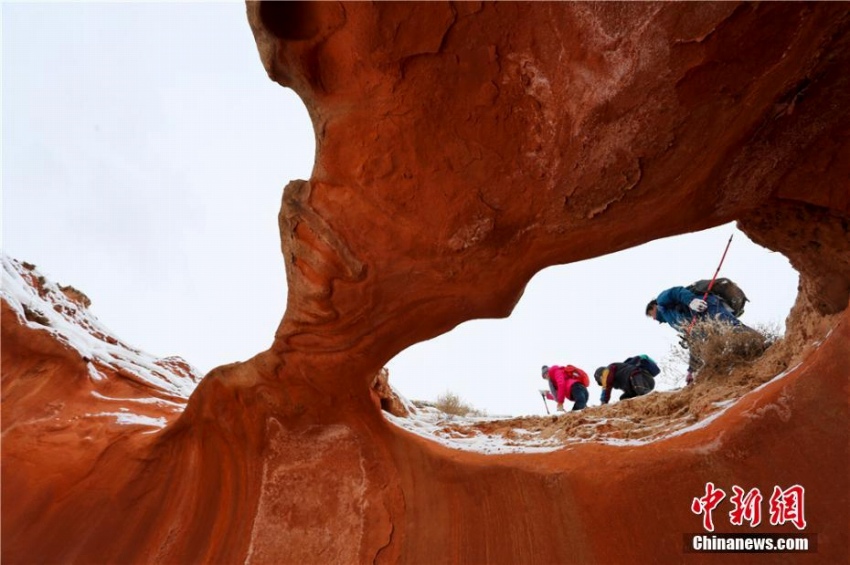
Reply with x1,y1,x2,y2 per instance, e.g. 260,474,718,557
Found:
687,277,749,317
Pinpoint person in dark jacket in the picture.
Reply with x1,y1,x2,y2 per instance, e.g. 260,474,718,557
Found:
645,286,740,331
541,365,590,411
594,355,659,404
646,285,748,384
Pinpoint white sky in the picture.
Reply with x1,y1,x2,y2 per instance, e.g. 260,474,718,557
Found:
2,3,799,418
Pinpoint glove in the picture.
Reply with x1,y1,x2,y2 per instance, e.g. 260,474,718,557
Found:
599,391,608,405
556,403,565,412
689,298,708,313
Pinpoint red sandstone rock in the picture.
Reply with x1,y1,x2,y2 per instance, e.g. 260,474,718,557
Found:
4,3,850,564
1,257,201,561
371,367,409,418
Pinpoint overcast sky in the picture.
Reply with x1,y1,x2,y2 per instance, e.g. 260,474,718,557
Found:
2,3,799,417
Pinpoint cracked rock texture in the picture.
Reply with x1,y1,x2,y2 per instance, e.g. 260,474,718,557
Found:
3,2,850,563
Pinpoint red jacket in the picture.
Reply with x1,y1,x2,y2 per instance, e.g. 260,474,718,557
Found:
545,365,590,403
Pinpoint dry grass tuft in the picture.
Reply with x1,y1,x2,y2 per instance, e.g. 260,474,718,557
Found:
689,319,768,374
660,321,782,388
434,391,486,417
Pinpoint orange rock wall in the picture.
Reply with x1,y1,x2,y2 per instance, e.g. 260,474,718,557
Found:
3,2,850,563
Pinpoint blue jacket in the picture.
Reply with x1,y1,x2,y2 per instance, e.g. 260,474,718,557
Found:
654,286,699,330
654,286,741,330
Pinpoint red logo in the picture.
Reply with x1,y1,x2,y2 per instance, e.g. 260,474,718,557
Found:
729,486,763,527
692,484,806,531
769,485,807,530
691,482,726,532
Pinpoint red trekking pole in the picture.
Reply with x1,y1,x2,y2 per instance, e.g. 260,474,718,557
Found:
685,234,734,336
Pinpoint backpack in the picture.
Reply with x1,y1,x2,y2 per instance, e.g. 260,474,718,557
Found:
624,355,660,377
566,366,591,388
629,372,656,396
687,277,749,317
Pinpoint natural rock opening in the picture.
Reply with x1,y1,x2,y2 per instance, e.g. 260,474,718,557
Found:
381,223,805,448
4,3,849,564
252,3,849,561
386,224,798,414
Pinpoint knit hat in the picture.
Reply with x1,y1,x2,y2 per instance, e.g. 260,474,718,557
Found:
594,367,606,385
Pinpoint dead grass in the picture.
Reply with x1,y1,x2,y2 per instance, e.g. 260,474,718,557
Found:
434,391,487,417
660,320,782,385
688,319,769,373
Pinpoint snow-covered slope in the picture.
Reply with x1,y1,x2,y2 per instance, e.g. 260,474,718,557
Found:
2,254,202,440
384,396,562,454
2,254,200,399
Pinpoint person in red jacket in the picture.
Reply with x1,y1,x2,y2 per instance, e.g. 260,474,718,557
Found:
541,365,590,411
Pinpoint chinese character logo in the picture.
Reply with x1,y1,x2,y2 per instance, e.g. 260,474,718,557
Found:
769,485,807,530
692,483,807,532
691,482,726,532
729,486,763,527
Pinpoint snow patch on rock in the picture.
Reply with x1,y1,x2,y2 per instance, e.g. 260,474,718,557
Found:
1,255,201,399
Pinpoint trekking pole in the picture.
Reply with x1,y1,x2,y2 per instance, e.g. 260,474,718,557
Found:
540,391,550,414
685,234,734,336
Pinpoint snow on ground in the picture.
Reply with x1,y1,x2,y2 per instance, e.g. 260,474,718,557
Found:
85,411,169,431
1,255,201,399
385,406,563,454
90,390,186,409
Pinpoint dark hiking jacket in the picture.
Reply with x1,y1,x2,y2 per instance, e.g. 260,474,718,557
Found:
654,286,700,330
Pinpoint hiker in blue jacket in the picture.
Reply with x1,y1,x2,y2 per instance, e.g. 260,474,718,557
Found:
646,285,744,384
646,286,741,331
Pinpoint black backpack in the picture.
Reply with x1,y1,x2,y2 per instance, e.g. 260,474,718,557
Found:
687,277,749,317
624,355,660,377
629,372,656,396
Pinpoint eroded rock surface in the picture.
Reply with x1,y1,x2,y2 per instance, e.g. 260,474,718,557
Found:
3,3,849,563
371,367,409,417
